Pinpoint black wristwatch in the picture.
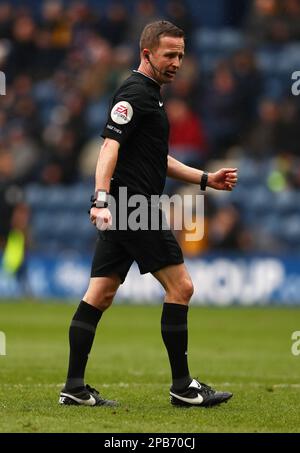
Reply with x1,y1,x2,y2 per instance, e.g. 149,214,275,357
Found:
90,189,109,208
200,171,208,191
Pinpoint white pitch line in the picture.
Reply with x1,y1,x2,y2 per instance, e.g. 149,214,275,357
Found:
1,382,300,389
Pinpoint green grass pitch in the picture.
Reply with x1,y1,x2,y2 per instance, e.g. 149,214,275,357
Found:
0,302,300,433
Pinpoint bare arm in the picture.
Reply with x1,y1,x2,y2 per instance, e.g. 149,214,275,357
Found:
90,138,120,228
167,155,238,191
95,138,120,191
167,155,204,184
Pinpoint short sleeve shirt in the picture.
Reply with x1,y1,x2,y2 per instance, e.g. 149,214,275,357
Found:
101,71,169,198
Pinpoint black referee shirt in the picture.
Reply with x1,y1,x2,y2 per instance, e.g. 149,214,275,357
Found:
101,71,169,199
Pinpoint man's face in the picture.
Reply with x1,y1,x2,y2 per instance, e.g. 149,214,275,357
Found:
148,36,185,84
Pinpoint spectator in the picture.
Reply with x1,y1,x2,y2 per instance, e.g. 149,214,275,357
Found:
41,127,79,185
165,0,194,46
7,15,37,78
202,63,244,157
97,3,129,47
0,148,30,295
283,0,300,40
276,99,300,156
208,204,248,251
127,0,159,45
166,97,207,166
231,49,262,120
0,2,13,40
246,0,291,44
243,98,281,157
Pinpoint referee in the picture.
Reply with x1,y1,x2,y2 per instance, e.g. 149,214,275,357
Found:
59,21,238,407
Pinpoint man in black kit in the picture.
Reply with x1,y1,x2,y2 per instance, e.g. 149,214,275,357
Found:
59,21,238,407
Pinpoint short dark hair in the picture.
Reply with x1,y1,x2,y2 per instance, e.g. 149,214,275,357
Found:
140,20,184,52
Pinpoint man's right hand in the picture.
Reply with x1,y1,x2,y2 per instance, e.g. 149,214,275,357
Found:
90,207,112,231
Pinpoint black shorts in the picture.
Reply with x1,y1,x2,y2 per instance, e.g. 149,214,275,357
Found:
91,227,184,283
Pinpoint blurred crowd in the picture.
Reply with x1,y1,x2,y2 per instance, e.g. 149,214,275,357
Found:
0,0,300,259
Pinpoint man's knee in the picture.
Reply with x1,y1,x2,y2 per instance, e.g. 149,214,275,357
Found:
83,287,117,311
180,278,194,302
83,275,120,311
98,290,116,311
167,277,194,303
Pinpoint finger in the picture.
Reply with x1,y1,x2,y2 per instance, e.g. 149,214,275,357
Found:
225,172,238,178
225,168,238,173
90,207,99,217
101,217,112,230
225,175,238,184
96,216,104,230
225,178,237,184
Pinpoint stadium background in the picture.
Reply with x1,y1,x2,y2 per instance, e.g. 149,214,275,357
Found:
1,0,300,304
0,0,300,435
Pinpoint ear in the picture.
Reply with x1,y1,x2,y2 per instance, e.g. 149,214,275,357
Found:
143,49,150,61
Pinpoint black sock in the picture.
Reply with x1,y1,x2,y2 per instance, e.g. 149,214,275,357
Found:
65,300,103,390
161,303,192,391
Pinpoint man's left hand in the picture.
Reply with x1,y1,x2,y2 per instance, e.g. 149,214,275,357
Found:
208,168,238,191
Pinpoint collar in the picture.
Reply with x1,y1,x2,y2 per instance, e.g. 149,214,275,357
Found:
133,70,161,87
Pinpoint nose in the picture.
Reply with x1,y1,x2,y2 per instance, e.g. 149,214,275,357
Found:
172,56,181,69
